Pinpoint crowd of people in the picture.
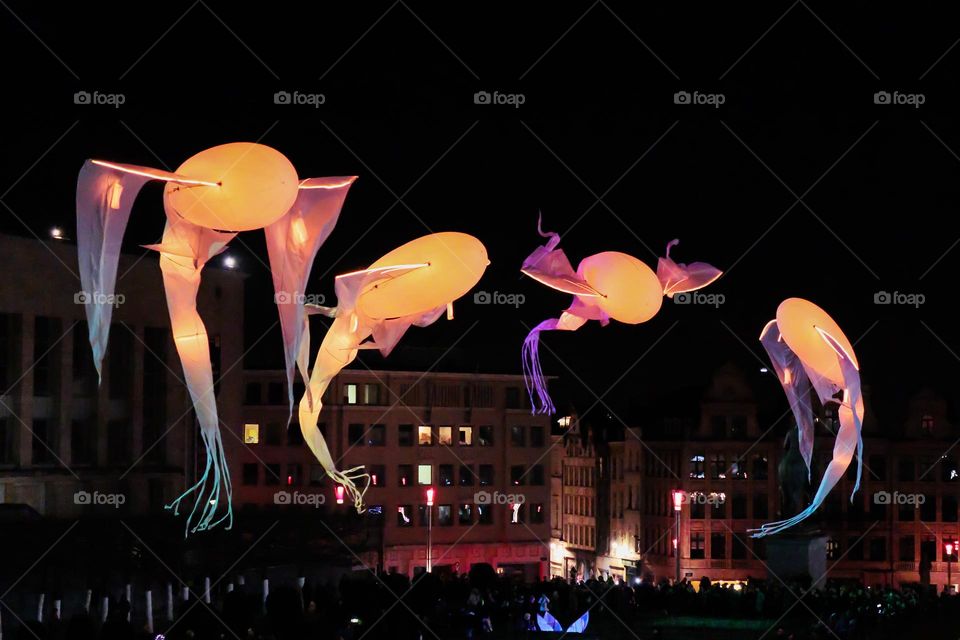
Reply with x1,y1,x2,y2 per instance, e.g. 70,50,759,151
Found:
7,569,960,639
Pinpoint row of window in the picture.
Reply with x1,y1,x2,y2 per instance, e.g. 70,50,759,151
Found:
394,502,544,527
564,524,595,549
241,462,546,487
563,465,596,487
244,381,527,409
242,423,546,449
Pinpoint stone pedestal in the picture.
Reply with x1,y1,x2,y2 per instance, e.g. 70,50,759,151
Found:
765,534,828,590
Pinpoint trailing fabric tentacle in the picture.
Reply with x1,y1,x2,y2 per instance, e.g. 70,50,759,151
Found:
147,213,236,536
522,318,560,415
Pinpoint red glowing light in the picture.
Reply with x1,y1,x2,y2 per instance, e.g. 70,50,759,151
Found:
672,490,684,511
335,485,345,505
426,487,435,506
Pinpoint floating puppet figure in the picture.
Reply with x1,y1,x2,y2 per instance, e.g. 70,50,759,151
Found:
76,143,356,534
520,217,722,414
750,298,864,537
299,232,489,510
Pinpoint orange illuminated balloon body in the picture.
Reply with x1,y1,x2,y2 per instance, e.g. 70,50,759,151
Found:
749,298,864,538
298,233,489,512
76,143,356,535
520,217,722,414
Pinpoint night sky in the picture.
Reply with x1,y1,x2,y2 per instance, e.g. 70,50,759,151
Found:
2,2,959,428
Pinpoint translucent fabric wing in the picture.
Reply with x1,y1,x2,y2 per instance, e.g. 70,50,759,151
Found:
566,611,590,634
76,161,157,380
536,612,562,632
264,177,357,422
656,239,723,297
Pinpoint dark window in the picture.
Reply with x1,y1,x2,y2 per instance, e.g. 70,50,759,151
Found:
106,419,128,465
244,382,261,405
264,463,281,486
32,419,56,464
287,423,304,446
711,532,726,559
477,503,493,524
369,464,386,487
944,495,958,522
710,453,726,479
397,505,413,527
753,494,768,519
267,382,284,405
478,425,494,446
418,505,429,527
710,415,726,438
438,504,453,526
285,463,302,487
712,495,726,519
752,455,768,480
869,455,887,480
530,426,544,447
398,424,414,446
920,495,937,522
899,500,914,522
899,535,915,561
511,425,525,447
459,503,473,525
398,465,413,487
264,423,283,446
71,418,95,465
479,464,494,486
368,424,386,446
732,494,747,519
921,536,937,563
439,464,454,486
847,536,864,561
690,533,705,559
142,327,167,464
505,387,521,409
459,465,475,486
348,424,365,446
530,503,545,524
510,465,525,486
107,324,131,400
869,498,886,521
730,416,747,438
898,457,914,481
242,463,258,485
530,464,545,485
869,537,886,562
0,418,16,465
691,498,705,520
942,456,959,482
731,534,747,559
309,464,325,486
34,316,61,397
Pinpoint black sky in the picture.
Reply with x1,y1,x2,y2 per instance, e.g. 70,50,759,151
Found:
2,1,960,427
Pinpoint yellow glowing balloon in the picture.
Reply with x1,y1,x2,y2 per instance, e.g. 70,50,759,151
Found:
579,251,663,324
776,297,859,385
164,142,299,232
357,232,489,319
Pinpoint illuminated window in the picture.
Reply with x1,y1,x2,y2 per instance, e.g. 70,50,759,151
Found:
344,384,358,404
438,504,452,526
688,454,705,479
417,464,432,485
362,383,382,405
397,505,412,527
438,426,453,446
459,503,473,524
418,426,433,446
243,424,260,444
478,426,494,446
558,416,571,428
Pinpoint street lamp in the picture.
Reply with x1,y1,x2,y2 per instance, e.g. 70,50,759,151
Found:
426,487,435,573
672,490,684,583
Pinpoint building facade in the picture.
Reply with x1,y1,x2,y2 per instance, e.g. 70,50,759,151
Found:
0,234,244,518
237,369,553,579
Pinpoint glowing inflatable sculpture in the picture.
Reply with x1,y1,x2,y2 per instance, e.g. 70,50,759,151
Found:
750,298,864,537
520,217,722,414
537,610,589,634
76,143,356,534
299,232,489,511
